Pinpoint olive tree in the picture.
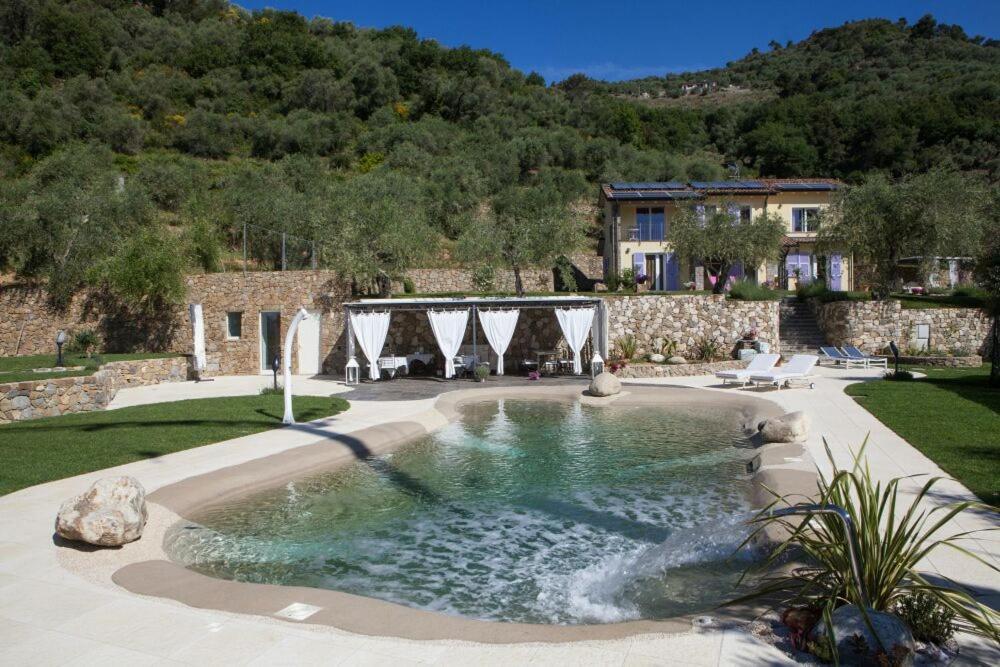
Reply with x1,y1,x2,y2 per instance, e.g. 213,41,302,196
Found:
818,170,988,298
457,181,587,296
668,203,786,294
975,234,1000,387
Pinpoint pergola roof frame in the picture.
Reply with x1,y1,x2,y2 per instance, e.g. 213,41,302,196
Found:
343,296,609,376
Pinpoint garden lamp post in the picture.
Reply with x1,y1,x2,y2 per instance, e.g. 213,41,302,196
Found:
55,330,67,367
889,340,900,375
271,355,280,390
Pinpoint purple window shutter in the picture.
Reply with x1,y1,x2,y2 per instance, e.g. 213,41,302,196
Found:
829,254,843,291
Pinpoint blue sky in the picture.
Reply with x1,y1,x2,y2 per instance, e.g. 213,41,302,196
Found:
239,1,999,82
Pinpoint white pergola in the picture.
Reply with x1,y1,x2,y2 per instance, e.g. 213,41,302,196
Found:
343,295,609,380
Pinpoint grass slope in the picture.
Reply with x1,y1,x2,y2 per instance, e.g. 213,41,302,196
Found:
0,352,178,384
0,394,349,496
845,365,998,505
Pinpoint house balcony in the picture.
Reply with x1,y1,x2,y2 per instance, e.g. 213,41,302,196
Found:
627,226,665,242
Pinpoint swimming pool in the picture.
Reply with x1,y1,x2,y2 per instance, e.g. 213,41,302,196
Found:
165,398,762,625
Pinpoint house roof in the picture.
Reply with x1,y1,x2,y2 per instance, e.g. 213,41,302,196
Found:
601,178,841,201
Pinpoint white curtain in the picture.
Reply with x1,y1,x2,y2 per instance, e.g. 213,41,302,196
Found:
349,311,391,381
555,307,595,374
478,309,519,375
427,309,469,378
188,304,206,372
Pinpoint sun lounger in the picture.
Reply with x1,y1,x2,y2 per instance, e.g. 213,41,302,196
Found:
714,353,780,385
842,345,888,368
750,354,818,388
820,346,867,369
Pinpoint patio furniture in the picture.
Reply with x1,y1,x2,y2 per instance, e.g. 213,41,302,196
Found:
452,354,479,377
406,352,434,372
378,355,408,379
714,353,780,386
842,345,888,369
750,354,819,389
820,346,867,369
535,349,559,375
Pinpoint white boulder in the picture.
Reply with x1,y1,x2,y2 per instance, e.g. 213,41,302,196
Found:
589,372,621,397
55,476,147,547
667,356,687,365
811,604,914,665
758,411,810,444
648,353,666,364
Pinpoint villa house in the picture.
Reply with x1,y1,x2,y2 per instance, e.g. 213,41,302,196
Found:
599,179,852,291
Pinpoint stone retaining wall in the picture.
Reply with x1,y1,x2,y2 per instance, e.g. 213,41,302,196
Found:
604,295,781,358
813,299,991,356
400,268,553,294
614,359,747,379
897,355,983,368
0,356,189,423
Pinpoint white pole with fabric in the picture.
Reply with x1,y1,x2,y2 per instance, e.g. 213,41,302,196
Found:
555,307,596,374
349,310,391,381
427,309,469,378
188,304,206,377
282,308,309,425
477,309,519,375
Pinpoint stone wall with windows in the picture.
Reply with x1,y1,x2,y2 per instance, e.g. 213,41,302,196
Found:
812,299,992,356
604,294,781,359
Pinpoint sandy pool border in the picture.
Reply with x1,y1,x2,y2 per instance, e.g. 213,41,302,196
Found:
110,383,815,643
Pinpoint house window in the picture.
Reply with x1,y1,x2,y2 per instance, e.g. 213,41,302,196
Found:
792,208,820,232
740,206,752,223
634,207,665,241
226,312,243,340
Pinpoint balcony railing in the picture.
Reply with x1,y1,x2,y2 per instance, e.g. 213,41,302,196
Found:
627,224,665,242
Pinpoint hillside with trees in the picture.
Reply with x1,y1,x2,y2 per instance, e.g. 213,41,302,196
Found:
0,2,997,307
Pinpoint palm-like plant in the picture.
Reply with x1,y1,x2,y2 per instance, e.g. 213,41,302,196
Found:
735,438,999,646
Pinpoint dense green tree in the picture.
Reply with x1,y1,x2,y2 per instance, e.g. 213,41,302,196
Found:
818,170,989,297
458,178,587,296
668,205,785,294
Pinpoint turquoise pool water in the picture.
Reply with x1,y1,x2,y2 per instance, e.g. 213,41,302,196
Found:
165,399,760,624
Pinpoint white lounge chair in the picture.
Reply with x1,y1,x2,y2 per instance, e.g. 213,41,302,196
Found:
715,353,780,386
750,354,818,389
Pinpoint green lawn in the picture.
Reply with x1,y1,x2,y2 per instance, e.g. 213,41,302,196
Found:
0,394,349,496
0,352,178,384
845,365,998,506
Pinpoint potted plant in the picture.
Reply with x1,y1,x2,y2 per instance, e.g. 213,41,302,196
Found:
474,364,489,382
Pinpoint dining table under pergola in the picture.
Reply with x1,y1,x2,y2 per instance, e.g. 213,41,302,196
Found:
342,295,608,382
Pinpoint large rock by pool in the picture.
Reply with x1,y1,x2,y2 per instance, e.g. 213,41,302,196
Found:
758,411,810,444
56,476,148,547
588,372,621,397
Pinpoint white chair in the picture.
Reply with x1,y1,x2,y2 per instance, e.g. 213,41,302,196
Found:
714,354,780,386
750,354,819,389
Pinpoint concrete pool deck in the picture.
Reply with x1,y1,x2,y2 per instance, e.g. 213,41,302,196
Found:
1,368,997,665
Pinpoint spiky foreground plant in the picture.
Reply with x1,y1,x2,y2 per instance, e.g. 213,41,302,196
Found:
734,437,999,650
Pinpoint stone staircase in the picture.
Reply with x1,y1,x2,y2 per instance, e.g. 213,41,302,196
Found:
779,297,827,357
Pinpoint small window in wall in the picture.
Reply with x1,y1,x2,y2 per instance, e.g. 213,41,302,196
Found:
739,206,752,223
226,312,243,340
792,208,820,232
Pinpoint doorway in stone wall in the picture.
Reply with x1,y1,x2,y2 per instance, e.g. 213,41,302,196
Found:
260,311,281,374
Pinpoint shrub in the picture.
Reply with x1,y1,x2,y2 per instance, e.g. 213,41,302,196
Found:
728,279,780,301
692,337,724,361
554,255,578,292
620,267,637,292
474,364,490,381
952,286,987,298
884,369,915,381
402,276,415,294
796,281,829,301
67,329,100,357
605,272,621,292
613,334,637,360
735,438,1000,661
259,385,283,395
471,265,494,293
894,592,956,645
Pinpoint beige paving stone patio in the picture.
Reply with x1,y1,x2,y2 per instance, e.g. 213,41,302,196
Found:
0,367,995,665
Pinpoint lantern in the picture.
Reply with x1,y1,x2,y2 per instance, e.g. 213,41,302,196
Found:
345,356,360,384
591,352,604,378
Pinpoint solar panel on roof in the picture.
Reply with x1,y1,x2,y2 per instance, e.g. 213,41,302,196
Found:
775,183,836,191
610,181,686,190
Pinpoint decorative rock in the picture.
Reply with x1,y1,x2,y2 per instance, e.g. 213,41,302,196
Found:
588,371,621,397
758,411,810,443
648,353,665,363
811,605,915,665
55,476,148,547
667,356,687,365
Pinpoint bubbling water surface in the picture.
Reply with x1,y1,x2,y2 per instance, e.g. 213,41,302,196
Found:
165,399,761,624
